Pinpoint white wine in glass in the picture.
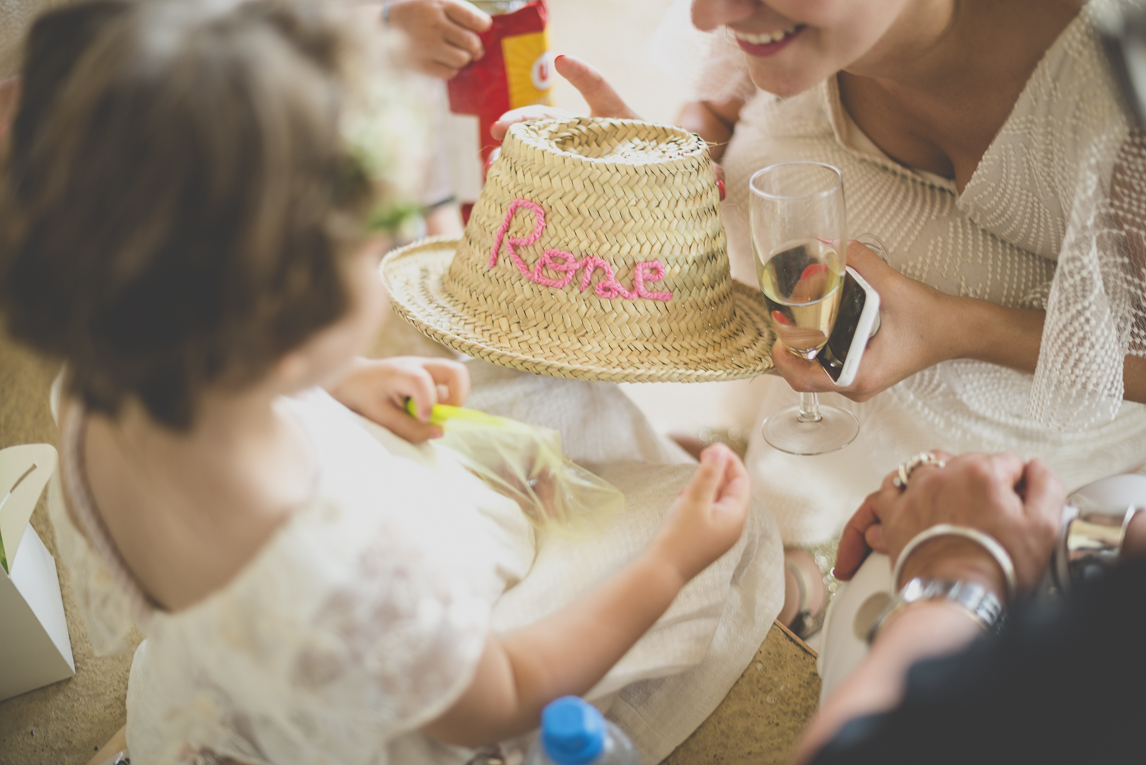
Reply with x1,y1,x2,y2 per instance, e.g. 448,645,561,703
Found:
756,237,845,359
750,162,859,455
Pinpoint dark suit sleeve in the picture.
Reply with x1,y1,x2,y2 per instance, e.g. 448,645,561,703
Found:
809,559,1146,765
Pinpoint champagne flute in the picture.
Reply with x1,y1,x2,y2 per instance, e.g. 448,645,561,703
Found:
750,162,859,455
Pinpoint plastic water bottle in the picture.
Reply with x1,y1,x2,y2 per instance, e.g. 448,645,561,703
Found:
524,697,640,765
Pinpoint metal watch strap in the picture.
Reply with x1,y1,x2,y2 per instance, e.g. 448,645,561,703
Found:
866,577,1006,644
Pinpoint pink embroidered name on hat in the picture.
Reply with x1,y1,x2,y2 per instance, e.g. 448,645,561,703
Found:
489,199,673,302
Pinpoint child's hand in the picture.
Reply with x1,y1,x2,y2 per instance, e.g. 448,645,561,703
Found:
652,443,750,584
386,0,492,80
327,356,470,443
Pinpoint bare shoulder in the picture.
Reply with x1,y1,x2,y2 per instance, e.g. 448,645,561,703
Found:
1002,0,1087,36
1012,0,1088,34
83,406,312,613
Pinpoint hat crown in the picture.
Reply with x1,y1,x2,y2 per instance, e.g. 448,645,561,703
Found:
384,117,775,383
445,118,736,346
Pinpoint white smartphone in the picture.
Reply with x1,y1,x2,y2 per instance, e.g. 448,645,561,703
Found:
818,266,881,387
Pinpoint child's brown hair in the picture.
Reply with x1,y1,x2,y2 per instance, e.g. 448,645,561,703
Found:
0,0,397,429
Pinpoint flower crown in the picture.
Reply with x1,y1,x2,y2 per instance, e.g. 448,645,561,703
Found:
339,77,426,236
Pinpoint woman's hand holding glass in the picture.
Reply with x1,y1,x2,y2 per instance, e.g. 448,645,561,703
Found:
769,240,964,402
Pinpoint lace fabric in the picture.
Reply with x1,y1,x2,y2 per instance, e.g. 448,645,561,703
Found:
47,380,146,656
704,0,1146,545
49,377,784,764
47,468,142,656
56,390,505,764
1032,121,1146,428
959,0,1146,428
671,0,1146,430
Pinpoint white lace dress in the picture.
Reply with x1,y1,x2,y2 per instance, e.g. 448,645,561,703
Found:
48,374,783,765
713,0,1146,545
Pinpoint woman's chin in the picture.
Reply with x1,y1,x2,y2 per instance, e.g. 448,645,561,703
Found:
746,65,827,99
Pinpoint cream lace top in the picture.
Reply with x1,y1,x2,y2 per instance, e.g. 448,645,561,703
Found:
47,367,785,765
51,389,517,765
712,0,1146,544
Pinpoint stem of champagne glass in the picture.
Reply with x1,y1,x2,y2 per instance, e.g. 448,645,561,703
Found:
797,392,823,423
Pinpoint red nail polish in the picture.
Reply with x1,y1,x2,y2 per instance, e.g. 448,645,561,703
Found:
799,263,829,281
555,54,565,64
716,178,726,202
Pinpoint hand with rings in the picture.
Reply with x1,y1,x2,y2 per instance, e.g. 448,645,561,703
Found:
833,451,1065,603
892,451,947,490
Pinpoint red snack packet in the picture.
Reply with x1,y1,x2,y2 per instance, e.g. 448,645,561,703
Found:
446,0,552,222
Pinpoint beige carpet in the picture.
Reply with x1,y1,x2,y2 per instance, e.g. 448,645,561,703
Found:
0,329,138,765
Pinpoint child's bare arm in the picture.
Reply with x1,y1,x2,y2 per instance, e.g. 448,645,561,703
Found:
421,444,750,747
677,97,743,163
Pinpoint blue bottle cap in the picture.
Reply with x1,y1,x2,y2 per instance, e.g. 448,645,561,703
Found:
540,697,606,765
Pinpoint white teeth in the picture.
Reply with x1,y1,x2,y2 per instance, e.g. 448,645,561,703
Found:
735,25,799,45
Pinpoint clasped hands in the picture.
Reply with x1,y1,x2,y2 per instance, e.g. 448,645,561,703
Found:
835,450,1065,603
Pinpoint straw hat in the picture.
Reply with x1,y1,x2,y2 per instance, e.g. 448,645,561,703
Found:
382,117,775,382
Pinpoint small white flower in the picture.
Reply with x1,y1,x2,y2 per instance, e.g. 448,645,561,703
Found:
341,72,429,234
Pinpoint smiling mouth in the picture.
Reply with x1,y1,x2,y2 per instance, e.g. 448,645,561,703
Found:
733,24,805,47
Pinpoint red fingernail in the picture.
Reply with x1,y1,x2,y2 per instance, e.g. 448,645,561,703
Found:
800,263,829,281
771,310,793,326
716,178,726,202
555,54,565,64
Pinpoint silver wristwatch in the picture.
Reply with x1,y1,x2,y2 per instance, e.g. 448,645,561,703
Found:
866,577,1006,644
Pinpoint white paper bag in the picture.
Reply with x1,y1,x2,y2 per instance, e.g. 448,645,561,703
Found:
0,443,75,701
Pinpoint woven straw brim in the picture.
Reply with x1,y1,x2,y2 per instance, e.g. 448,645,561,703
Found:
383,237,776,383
